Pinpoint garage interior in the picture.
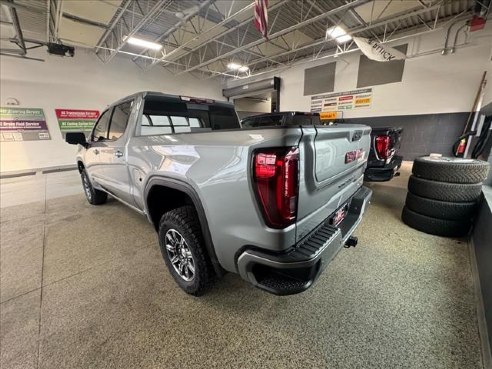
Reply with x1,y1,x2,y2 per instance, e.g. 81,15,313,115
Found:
1,1,492,369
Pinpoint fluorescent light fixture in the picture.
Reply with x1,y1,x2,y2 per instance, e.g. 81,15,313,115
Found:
125,36,162,50
227,62,241,70
238,65,249,73
326,26,352,44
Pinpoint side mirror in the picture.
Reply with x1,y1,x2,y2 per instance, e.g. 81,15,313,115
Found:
66,132,88,147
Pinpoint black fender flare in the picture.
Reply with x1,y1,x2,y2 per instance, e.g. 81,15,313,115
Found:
143,176,224,276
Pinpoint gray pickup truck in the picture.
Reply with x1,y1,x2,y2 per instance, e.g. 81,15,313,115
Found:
66,91,372,296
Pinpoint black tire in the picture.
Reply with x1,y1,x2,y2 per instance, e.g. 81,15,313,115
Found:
408,175,482,202
412,156,489,184
405,192,477,221
81,169,107,205
158,206,213,296
401,206,471,237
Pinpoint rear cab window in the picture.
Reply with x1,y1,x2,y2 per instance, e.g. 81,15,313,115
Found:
138,95,240,136
241,113,320,128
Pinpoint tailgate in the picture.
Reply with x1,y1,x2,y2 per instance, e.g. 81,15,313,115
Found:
296,124,371,242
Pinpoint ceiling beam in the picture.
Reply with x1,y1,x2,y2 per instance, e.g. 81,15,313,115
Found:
151,0,290,67
243,0,447,69
132,0,215,63
0,0,38,11
94,0,133,52
177,0,369,75
98,0,175,63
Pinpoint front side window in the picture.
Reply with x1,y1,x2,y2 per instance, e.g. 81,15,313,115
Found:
92,109,111,142
108,100,133,141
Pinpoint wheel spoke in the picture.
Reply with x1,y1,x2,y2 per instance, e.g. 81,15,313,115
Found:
165,243,175,252
170,256,180,264
187,263,195,274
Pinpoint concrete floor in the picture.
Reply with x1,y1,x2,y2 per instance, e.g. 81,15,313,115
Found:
0,163,483,369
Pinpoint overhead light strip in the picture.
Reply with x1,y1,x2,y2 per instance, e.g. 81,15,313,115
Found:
125,36,162,51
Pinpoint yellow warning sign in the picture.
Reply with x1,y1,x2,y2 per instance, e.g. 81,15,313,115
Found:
320,111,338,120
355,97,371,105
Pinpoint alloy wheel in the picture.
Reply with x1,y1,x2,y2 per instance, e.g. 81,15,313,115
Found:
164,229,195,282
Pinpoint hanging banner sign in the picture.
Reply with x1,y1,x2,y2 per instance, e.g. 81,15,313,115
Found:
55,109,99,135
0,107,51,142
311,88,372,112
353,37,406,62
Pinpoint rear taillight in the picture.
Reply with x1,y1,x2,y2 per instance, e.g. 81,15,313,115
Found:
253,147,299,229
375,135,391,160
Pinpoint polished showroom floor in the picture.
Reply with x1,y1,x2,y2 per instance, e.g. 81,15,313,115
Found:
0,163,483,369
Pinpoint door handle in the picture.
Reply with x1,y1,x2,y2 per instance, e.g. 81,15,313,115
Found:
94,149,99,155
115,150,124,158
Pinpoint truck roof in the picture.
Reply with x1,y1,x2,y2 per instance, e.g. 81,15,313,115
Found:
242,111,319,119
110,91,234,109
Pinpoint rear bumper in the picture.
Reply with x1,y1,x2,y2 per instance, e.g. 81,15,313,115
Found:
236,186,372,295
364,155,402,182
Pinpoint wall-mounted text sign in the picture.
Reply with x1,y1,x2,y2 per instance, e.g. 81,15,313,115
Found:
0,107,51,142
311,88,372,113
319,111,338,120
55,109,99,136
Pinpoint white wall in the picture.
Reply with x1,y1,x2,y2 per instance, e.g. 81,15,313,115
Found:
226,24,492,118
0,48,223,173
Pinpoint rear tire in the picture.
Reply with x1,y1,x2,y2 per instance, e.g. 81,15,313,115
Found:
405,192,477,221
81,169,107,205
408,175,482,202
158,206,213,296
401,206,471,237
412,156,489,184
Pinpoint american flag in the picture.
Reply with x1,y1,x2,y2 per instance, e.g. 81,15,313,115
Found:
254,0,269,40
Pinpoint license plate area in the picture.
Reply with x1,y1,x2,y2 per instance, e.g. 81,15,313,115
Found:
330,203,349,226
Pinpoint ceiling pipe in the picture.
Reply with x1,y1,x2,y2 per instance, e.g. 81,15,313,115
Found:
450,22,469,54
442,19,467,55
0,52,44,61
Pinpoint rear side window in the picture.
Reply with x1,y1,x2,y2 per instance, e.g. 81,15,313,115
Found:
141,114,173,135
108,100,133,141
242,115,284,128
292,115,312,125
138,97,239,135
92,109,111,142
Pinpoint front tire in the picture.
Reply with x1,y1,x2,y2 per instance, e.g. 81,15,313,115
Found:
81,169,107,205
158,206,213,296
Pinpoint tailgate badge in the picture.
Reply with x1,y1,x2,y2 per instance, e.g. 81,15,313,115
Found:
345,149,364,164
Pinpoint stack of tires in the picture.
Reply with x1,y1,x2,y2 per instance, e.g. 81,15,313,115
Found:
402,156,490,237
